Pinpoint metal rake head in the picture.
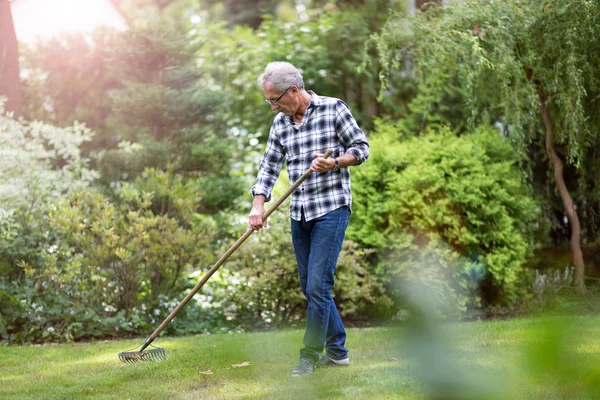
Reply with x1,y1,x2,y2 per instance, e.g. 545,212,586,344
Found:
118,348,167,364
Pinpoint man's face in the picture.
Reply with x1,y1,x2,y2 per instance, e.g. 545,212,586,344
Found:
263,82,295,116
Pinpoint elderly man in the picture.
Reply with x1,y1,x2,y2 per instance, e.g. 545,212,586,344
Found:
248,62,369,377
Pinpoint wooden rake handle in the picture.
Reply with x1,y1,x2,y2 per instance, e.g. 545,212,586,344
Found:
142,149,334,347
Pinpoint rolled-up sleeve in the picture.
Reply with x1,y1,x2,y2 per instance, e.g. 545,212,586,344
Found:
250,127,285,202
335,101,369,165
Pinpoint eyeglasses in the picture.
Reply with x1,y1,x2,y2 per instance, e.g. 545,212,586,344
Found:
264,86,292,105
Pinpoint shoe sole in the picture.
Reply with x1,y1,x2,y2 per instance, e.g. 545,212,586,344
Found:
291,373,313,377
316,357,350,367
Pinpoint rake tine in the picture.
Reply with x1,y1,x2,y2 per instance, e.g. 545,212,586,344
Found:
118,346,167,364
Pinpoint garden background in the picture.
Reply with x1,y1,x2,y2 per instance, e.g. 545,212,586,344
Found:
1,0,599,356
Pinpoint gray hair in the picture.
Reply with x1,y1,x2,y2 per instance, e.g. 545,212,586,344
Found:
257,62,305,92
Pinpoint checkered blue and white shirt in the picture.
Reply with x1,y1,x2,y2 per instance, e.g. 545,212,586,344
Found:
251,91,369,222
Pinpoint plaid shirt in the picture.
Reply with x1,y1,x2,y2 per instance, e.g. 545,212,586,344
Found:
251,91,369,222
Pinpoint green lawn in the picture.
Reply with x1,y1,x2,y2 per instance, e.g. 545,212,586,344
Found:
2,316,600,399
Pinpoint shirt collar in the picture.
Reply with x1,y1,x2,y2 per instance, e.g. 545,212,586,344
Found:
282,90,319,126
307,90,321,108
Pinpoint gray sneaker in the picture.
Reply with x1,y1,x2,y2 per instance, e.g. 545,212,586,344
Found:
316,354,350,368
291,357,315,377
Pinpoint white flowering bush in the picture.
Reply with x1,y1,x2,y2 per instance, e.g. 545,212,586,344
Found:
0,105,103,343
0,101,99,213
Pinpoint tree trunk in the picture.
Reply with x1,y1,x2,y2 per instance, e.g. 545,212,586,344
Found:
537,89,587,294
0,0,21,117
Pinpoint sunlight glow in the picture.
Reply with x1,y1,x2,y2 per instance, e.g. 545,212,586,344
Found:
11,0,127,43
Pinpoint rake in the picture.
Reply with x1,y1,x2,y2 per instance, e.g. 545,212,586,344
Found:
118,150,334,364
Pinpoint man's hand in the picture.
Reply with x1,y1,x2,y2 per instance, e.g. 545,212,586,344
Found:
311,153,336,173
249,196,268,230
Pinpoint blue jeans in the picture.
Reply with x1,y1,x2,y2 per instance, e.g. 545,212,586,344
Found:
291,206,350,362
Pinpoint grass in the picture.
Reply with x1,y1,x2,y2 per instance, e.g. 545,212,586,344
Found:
2,316,600,399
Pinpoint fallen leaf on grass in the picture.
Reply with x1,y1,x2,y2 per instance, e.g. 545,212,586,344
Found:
199,369,214,375
228,361,251,369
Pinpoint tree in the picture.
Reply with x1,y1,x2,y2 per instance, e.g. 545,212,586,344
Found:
19,3,245,213
415,0,441,11
0,0,21,117
20,29,122,142
193,0,404,150
201,0,282,28
375,0,600,294
97,20,245,211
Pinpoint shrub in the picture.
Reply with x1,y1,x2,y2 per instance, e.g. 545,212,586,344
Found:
48,181,214,312
0,169,218,343
349,122,542,315
0,105,98,213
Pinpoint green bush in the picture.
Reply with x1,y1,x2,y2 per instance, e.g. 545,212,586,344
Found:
0,169,222,343
349,122,542,315
0,206,150,343
50,175,216,303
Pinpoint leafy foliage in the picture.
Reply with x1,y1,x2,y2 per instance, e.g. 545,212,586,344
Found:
192,0,400,154
0,169,218,343
200,0,284,28
0,104,98,214
20,16,243,213
50,182,213,308
349,122,542,314
374,0,600,243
